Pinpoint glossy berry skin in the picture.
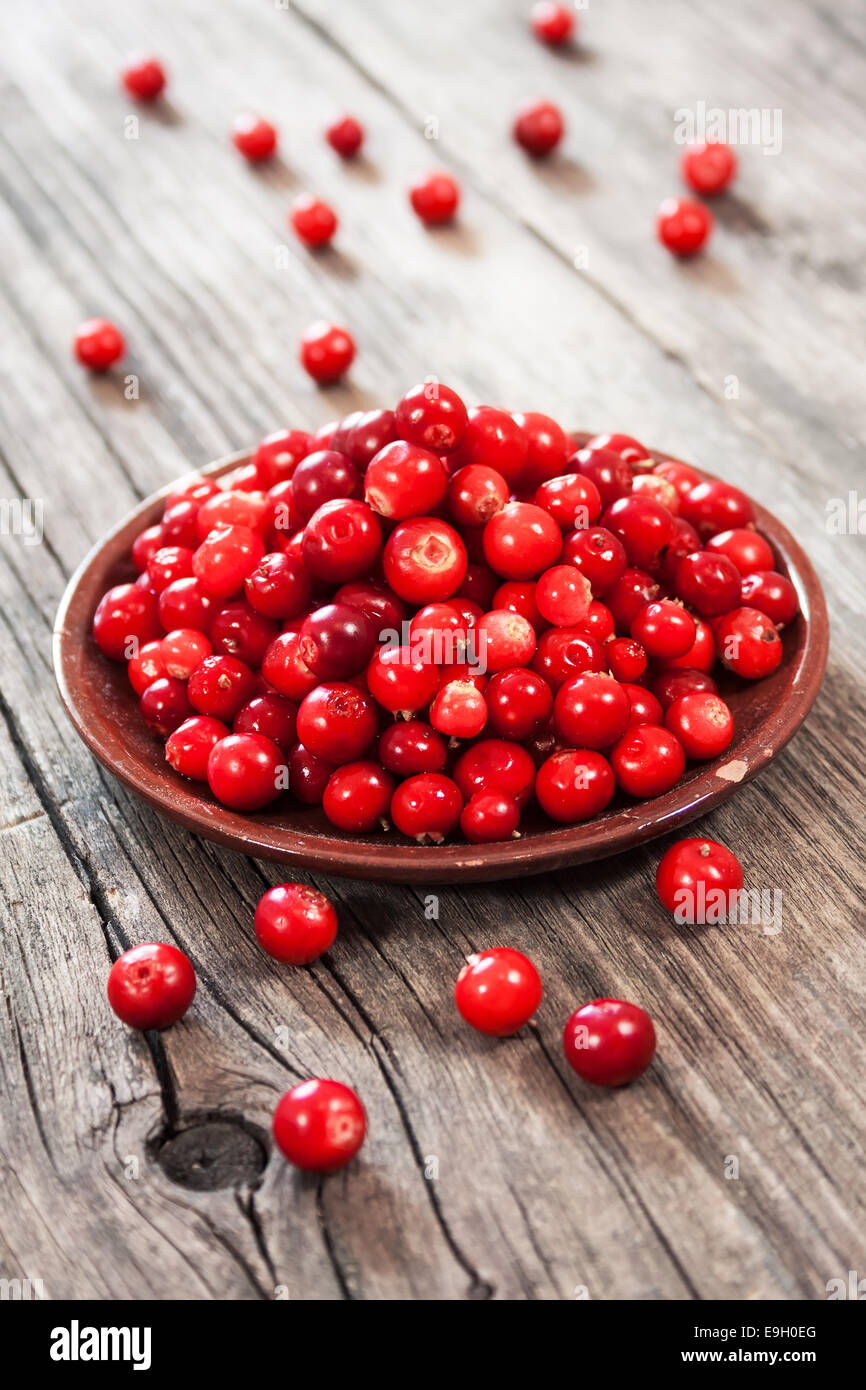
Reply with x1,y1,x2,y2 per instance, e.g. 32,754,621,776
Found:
680,479,754,539
253,431,312,489
554,672,630,750
430,680,487,739
244,553,311,620
335,581,406,635
606,636,647,684
255,883,337,963
323,761,395,832
345,409,397,467
384,516,467,603
147,545,194,594
611,725,686,797
530,2,575,45
535,565,592,627
366,441,448,519
299,603,376,680
453,739,535,809
705,527,774,576
326,114,364,158
474,609,535,672
140,677,194,737
234,693,298,751
448,465,510,528
291,450,363,523
674,551,741,617
207,733,285,811
654,458,702,499
395,381,468,454
652,667,718,711
121,56,166,102
532,627,606,689
631,599,696,660
261,632,318,702
658,615,716,674
299,321,356,384
296,682,378,764
188,654,257,721
621,683,664,729
605,568,663,634
535,472,602,531
563,999,656,1087
562,526,627,596
460,792,521,844
302,499,382,584
291,194,338,247
681,141,737,195
74,318,125,371
602,494,677,572
93,583,161,661
128,640,166,696
513,100,564,156
580,600,615,644
273,1079,366,1173
455,948,541,1035
572,446,633,508
158,577,215,635
511,412,569,490
656,837,744,918
193,524,265,600
486,668,553,741
166,715,229,780
390,773,463,842
409,171,460,224
288,743,334,804
657,197,713,256
739,571,798,626
232,114,278,162
377,720,445,777
664,692,734,760
714,606,782,679
536,749,615,823
210,601,278,668
454,407,528,485
132,523,166,572
107,943,195,1030
367,646,439,715
483,502,562,580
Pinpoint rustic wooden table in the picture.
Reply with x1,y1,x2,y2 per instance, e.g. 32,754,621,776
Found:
1,0,864,1302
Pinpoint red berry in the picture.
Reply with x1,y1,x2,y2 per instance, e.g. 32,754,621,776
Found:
562,525,627,595
299,603,377,680
273,1079,366,1172
606,567,663,633
345,409,398,466
460,792,521,844
674,550,741,617
654,458,702,499
147,545,194,594
188,654,257,721
621,683,664,728
483,502,561,580
121,56,166,102
93,583,161,661
197,489,270,541
606,636,647,683
532,627,606,689
652,667,718,711
261,632,318,701
453,739,535,809
563,999,656,1087
296,682,378,763
367,645,440,715
108,942,195,1030
475,609,536,672
384,516,467,603
587,433,651,469
631,599,696,660
714,606,782,679
530,2,575,46
681,141,737,195
554,672,630,749
739,571,798,626
378,719,447,775
390,773,463,842
291,194,338,247
366,441,448,519
453,407,528,485
535,565,592,627
244,552,311,620
302,498,382,584
705,527,774,575
232,113,278,162
657,198,713,256
207,732,285,811
485,668,553,740
455,948,541,1035
680,479,754,538
291,450,363,523
664,691,734,760
447,465,510,527
74,318,125,371
139,677,194,737
610,724,686,797
535,748,615,822
511,412,569,490
255,883,337,963
326,115,364,158
132,523,166,572
128,640,166,695
513,99,565,156
579,600,616,644
430,680,488,739
166,715,229,780
210,601,278,667
535,472,602,531
395,380,468,454
335,580,407,634
158,577,215,634
193,524,265,600
656,837,744,919
409,171,460,224
323,761,395,833
299,321,356,384
602,494,677,572
572,446,633,507
288,743,334,804
234,693,298,751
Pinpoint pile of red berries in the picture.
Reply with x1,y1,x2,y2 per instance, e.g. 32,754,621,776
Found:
93,381,798,846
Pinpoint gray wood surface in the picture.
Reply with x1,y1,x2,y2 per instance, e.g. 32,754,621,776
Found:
1,0,864,1301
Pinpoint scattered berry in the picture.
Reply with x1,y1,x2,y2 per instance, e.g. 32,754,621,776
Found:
273,1079,366,1172
74,318,125,371
107,942,195,1030
455,947,542,1034
563,999,656,1086
255,883,337,963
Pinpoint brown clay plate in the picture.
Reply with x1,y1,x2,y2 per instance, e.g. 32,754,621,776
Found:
53,442,829,883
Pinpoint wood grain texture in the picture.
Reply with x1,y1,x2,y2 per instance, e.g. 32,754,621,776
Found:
0,0,864,1301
